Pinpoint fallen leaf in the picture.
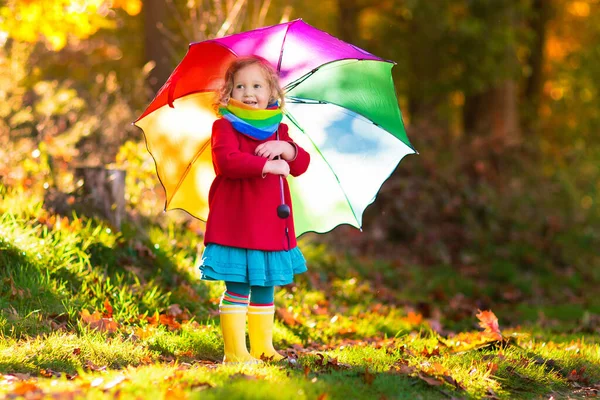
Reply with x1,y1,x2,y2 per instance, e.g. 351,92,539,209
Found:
39,368,60,378
391,362,416,375
485,387,500,399
476,310,503,341
397,344,417,357
315,353,325,366
103,299,113,318
404,311,423,325
189,381,213,390
12,381,43,396
421,346,441,358
80,309,119,333
84,360,107,372
485,362,499,377
103,375,127,390
338,325,357,335
259,353,277,362
276,307,298,326
442,375,465,390
90,377,105,387
144,312,159,326
426,363,448,376
176,283,201,302
167,304,183,317
140,356,154,365
159,314,181,330
164,386,188,400
134,241,156,260
567,367,590,385
418,372,443,386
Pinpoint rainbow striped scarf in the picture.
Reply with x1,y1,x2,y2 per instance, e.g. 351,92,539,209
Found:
219,98,283,140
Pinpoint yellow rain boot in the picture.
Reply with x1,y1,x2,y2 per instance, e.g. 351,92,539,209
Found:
248,305,285,361
220,305,259,364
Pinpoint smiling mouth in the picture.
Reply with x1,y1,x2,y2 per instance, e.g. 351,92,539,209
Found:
243,100,257,106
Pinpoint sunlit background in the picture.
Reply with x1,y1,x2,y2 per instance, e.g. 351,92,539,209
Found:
0,0,599,263
1,4,600,397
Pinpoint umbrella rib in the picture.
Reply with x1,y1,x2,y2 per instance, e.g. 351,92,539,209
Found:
276,20,295,74
283,70,317,93
283,59,394,93
165,139,211,209
283,110,362,230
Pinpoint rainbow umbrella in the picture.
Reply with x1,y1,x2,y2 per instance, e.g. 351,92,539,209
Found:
134,19,416,236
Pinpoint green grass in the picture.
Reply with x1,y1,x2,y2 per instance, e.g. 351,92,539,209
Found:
1,186,599,399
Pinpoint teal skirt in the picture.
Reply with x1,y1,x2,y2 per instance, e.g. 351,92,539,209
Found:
199,243,307,286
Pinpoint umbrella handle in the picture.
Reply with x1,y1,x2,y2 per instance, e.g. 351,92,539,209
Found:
276,128,290,219
277,176,290,219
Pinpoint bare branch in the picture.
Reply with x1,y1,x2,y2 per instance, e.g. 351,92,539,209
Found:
217,0,247,37
258,0,271,27
166,0,194,42
280,5,293,23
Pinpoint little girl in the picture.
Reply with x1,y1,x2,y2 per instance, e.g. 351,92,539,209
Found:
199,55,310,363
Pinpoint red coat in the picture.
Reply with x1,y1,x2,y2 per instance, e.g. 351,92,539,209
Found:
204,118,310,251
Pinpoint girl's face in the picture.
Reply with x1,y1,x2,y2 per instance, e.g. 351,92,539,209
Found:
231,63,273,109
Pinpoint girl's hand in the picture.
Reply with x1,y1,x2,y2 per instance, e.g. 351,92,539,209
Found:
263,159,290,177
255,141,296,161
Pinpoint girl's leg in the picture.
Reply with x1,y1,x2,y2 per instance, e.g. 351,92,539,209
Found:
223,281,251,305
248,285,284,361
220,281,258,364
249,285,274,305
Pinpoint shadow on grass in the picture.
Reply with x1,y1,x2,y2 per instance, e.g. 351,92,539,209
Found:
0,244,67,336
0,209,215,337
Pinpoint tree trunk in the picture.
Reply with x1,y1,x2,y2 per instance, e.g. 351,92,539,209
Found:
523,0,552,130
463,80,520,144
144,0,172,93
463,4,520,145
337,0,361,43
74,167,126,230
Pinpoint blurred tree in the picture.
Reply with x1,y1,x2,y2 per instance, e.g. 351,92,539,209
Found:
0,0,141,51
144,0,171,92
337,0,363,44
0,0,147,193
523,0,553,132
460,1,523,144
538,0,600,166
343,0,538,145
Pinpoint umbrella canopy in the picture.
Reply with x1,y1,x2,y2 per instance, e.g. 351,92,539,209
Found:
134,19,416,236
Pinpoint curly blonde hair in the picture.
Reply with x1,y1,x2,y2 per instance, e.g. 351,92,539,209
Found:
215,55,285,111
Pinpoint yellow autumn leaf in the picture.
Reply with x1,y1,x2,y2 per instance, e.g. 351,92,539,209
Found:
0,0,121,49
112,0,142,16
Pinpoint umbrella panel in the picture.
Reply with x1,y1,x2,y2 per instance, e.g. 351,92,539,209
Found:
135,92,218,220
285,102,415,235
200,19,384,87
286,59,411,148
137,41,235,121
